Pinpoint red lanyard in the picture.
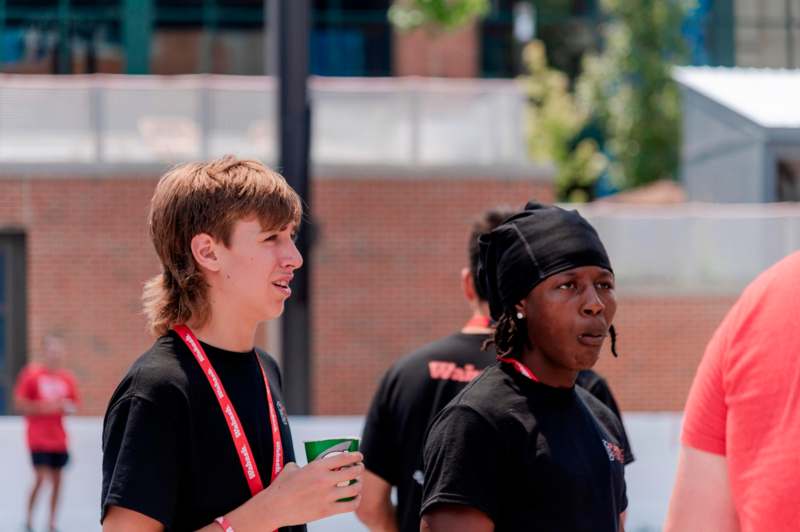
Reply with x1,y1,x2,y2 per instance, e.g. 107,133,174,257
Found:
173,325,284,496
498,355,541,382
464,315,492,329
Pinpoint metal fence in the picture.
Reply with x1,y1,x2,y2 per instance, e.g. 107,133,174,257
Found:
0,75,538,174
577,202,800,294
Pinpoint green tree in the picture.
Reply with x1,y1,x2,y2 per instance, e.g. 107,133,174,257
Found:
388,0,490,32
524,40,607,202
579,0,688,190
526,0,688,200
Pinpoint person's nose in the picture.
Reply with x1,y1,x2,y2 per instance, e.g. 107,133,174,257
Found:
581,286,605,316
282,238,304,271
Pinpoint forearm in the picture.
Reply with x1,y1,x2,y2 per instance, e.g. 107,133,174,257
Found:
355,470,398,532
360,501,398,532
665,447,739,532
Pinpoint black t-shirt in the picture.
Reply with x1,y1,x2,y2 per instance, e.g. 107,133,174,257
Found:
361,332,496,532
576,369,634,463
101,331,305,532
422,363,631,532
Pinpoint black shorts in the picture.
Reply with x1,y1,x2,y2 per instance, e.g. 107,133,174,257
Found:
31,451,69,469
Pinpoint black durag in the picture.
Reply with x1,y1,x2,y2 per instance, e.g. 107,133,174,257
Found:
477,202,613,322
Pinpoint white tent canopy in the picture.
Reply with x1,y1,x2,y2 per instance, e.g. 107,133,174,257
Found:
675,66,800,203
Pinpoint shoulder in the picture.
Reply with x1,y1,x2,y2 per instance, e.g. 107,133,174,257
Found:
16,364,40,382
254,348,280,371
106,335,192,412
439,364,517,420
730,251,800,326
254,348,283,385
393,334,465,367
576,369,604,392
390,333,492,377
428,401,499,442
577,387,624,436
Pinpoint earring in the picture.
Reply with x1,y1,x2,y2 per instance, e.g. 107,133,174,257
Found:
516,312,524,320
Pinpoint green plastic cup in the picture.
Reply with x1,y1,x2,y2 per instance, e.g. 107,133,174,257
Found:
304,437,360,502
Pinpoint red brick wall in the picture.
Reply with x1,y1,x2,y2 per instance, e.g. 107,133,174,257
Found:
311,178,553,414
393,24,479,78
1,174,737,416
591,296,735,412
0,177,160,413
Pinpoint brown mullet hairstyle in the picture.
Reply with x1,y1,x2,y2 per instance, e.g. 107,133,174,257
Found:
142,155,302,337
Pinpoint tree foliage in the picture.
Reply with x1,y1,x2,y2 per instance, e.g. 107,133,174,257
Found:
388,0,490,32
526,0,688,200
585,0,688,190
524,41,607,202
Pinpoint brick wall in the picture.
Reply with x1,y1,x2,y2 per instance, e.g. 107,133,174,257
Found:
591,295,735,412
1,173,738,416
311,177,553,413
393,24,479,77
0,178,159,413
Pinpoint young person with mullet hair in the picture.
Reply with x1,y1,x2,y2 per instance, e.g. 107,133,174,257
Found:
101,156,363,532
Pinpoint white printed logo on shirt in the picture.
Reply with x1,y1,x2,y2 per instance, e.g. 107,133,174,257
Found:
603,439,625,463
37,375,68,401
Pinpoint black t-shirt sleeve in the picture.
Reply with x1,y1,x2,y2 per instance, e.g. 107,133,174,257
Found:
583,377,622,420
360,371,401,485
421,405,500,523
101,395,182,527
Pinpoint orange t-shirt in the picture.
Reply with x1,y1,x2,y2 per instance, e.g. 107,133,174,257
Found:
13,363,79,452
682,251,800,531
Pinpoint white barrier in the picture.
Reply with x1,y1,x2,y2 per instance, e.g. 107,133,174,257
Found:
0,76,538,173
0,414,679,531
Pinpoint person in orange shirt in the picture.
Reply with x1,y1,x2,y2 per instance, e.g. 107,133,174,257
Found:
14,334,80,532
665,251,800,532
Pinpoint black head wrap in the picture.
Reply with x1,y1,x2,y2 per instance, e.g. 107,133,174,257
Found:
477,202,612,321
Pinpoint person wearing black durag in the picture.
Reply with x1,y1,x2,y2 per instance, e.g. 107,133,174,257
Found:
421,202,632,532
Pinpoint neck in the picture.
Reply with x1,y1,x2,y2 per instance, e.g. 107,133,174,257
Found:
518,349,578,388
187,296,259,353
461,310,493,334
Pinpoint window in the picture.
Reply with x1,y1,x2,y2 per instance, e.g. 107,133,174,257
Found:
481,0,601,79
312,0,391,76
0,232,26,415
777,159,800,202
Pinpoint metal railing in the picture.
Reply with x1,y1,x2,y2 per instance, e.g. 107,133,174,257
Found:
576,202,800,294
0,74,542,176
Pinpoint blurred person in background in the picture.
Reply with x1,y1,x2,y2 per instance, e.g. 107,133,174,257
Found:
665,251,800,532
101,156,363,532
355,206,513,532
421,202,631,532
14,333,80,532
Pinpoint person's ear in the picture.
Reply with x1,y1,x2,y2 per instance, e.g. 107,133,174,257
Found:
514,300,527,320
461,267,476,303
191,233,221,272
